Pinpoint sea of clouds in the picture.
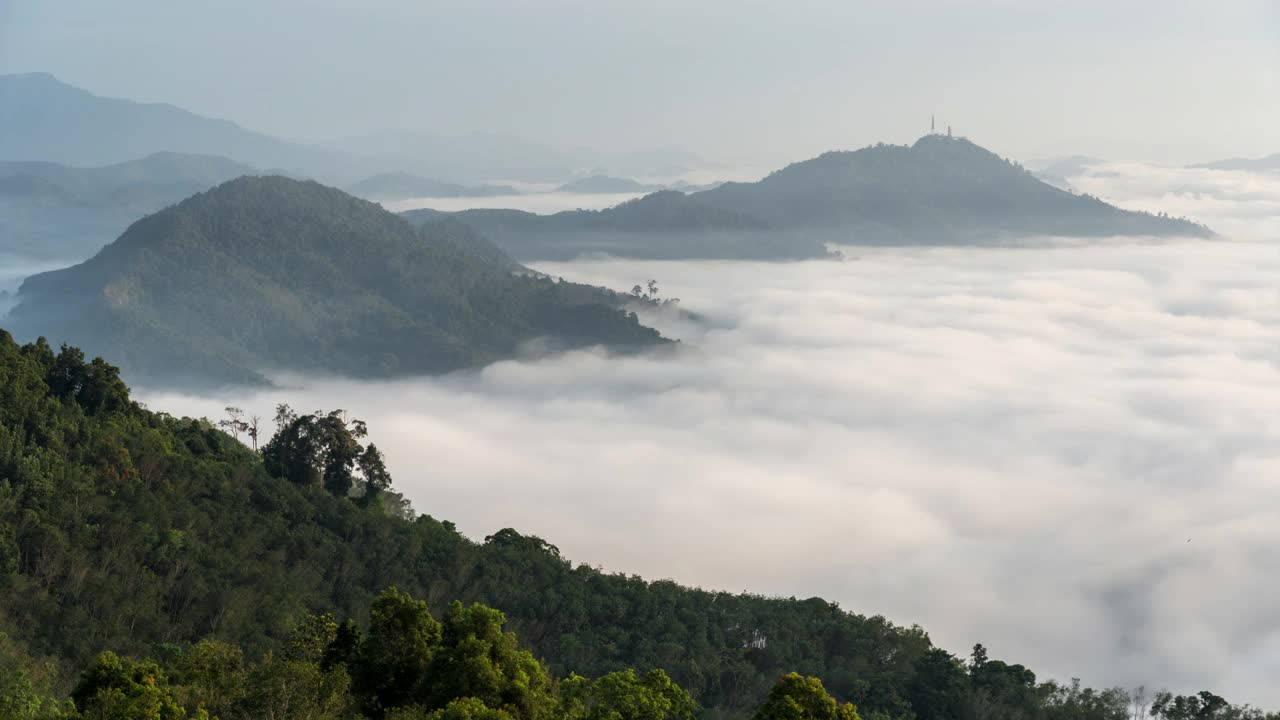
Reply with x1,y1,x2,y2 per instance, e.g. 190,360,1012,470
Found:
138,159,1280,705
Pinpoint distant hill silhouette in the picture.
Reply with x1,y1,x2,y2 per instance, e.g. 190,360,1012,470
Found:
403,190,835,261
555,175,662,194
9,176,666,387
346,172,520,200
691,135,1210,242
404,136,1209,261
0,152,259,261
0,73,352,177
1195,153,1280,173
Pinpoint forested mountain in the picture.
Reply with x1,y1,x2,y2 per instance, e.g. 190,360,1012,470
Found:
6,176,665,387
1,332,1270,719
0,152,257,261
0,73,352,179
346,173,520,201
690,135,1210,243
403,191,835,261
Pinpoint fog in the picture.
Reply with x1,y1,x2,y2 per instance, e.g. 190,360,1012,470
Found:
113,159,1279,706
0,257,67,318
5,2,1278,165
384,191,648,215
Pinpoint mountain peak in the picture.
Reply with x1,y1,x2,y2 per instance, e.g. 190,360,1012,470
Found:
10,177,664,386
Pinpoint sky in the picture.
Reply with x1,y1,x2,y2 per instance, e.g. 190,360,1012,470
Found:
1,0,1278,166
135,159,1280,705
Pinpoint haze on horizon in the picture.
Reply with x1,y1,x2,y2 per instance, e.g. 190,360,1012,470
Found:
2,0,1278,167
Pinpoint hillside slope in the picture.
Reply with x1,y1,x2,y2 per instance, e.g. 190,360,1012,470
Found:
692,135,1211,243
0,331,1231,720
7,176,665,387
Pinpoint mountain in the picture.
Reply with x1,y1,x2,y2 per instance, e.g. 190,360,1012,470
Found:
346,171,520,200
6,176,665,387
554,175,662,194
2,331,1251,720
690,135,1211,243
0,151,258,261
403,190,836,261
1195,153,1280,173
405,136,1210,262
0,72,357,179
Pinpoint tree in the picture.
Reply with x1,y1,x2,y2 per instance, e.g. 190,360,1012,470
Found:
218,406,248,441
752,673,860,720
69,651,186,720
424,602,554,720
353,587,442,716
561,669,696,720
905,649,967,720
261,408,393,499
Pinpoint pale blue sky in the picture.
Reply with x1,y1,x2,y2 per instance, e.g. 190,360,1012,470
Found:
1,0,1276,164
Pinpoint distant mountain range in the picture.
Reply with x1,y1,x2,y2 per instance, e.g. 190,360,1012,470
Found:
0,72,349,178
554,175,664,194
0,73,703,184
0,151,259,260
404,190,834,261
8,176,667,387
346,172,520,201
1195,153,1280,173
405,136,1211,261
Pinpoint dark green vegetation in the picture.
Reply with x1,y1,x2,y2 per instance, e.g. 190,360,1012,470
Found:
407,136,1209,262
7,176,665,387
347,173,520,201
0,152,257,261
403,191,834,261
0,332,1272,719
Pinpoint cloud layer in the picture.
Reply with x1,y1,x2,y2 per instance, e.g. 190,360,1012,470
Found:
137,163,1280,705
140,237,1280,704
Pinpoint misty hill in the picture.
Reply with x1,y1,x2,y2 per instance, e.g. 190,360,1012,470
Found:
4,330,1247,719
0,72,359,179
7,176,665,386
346,171,520,200
555,174,662,194
0,151,259,261
404,190,836,261
1196,152,1280,173
690,135,1211,243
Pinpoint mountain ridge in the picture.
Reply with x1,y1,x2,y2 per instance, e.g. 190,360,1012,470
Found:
9,175,667,387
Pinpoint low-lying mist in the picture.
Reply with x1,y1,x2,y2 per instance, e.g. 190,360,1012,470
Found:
141,236,1280,705
135,161,1280,704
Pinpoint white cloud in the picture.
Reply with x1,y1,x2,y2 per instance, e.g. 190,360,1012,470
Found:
138,237,1280,706
135,163,1280,706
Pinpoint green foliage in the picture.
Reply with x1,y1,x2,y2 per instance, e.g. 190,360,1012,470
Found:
752,673,859,720
354,588,442,715
69,651,186,720
560,669,695,720
261,406,387,499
